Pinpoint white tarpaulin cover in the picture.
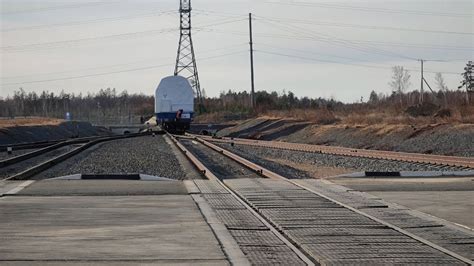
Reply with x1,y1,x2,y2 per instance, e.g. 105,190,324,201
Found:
155,76,194,113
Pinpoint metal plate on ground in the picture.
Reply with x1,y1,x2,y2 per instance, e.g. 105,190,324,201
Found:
224,178,467,265
239,245,307,266
301,243,461,264
290,235,420,244
286,227,399,237
203,194,247,210
296,179,474,260
214,209,267,230
321,258,464,265
229,229,286,246
193,179,228,194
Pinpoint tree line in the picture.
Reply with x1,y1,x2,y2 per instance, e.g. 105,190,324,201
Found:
0,88,154,124
1,62,472,123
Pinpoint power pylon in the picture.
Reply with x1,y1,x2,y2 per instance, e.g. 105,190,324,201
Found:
174,0,203,111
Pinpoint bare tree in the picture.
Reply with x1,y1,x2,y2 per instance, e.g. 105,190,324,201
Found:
435,72,449,106
435,73,448,91
389,66,411,106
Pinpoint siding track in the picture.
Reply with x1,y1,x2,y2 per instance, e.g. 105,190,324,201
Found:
196,135,474,169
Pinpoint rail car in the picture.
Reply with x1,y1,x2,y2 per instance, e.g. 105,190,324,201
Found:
155,75,194,133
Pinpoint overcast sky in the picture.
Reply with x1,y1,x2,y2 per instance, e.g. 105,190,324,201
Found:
1,0,473,102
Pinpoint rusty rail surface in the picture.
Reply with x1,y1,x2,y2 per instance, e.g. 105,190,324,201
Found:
193,135,474,169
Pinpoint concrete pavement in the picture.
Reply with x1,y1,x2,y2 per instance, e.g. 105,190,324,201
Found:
0,179,229,265
330,176,474,229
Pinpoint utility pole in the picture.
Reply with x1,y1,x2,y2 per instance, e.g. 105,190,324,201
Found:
419,59,424,104
174,0,203,112
249,13,256,110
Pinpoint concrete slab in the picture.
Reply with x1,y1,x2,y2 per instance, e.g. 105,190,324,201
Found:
330,176,474,229
16,180,187,196
0,181,30,196
331,176,474,191
0,195,228,265
370,191,474,229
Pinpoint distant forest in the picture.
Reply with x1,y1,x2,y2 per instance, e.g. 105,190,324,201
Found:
0,88,154,124
0,87,471,124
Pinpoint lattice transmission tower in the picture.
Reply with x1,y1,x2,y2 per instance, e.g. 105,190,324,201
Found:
174,0,203,110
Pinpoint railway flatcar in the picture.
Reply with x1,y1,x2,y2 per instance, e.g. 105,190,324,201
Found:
155,75,194,133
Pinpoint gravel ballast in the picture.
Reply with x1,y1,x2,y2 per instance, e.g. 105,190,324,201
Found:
36,135,186,180
180,139,260,179
214,142,469,179
0,145,79,179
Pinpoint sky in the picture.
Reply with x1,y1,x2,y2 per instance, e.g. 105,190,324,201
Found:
0,0,473,103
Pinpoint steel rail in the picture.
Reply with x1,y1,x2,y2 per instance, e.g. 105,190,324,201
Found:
0,135,109,152
194,135,474,169
166,133,316,266
0,140,62,152
191,135,473,265
1,132,152,182
0,138,93,168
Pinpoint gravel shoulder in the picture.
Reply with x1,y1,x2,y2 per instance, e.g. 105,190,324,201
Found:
36,135,186,180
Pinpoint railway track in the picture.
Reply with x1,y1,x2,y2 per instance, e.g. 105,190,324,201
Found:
195,135,474,169
0,132,152,181
169,133,473,265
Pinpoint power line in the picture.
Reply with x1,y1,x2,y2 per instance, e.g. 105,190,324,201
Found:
257,42,381,63
255,18,412,60
259,16,474,36
3,44,248,80
1,1,119,15
265,1,472,18
1,27,178,52
255,50,461,75
1,50,247,86
256,18,418,61
253,17,473,58
203,26,473,58
260,42,468,63
193,9,246,17
265,17,471,57
345,40,474,51
257,49,394,69
2,10,177,32
2,10,246,33
195,17,248,28
1,17,246,52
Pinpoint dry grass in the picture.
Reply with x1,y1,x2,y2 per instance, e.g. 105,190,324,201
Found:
340,113,433,125
198,103,474,126
0,117,64,128
263,109,339,124
458,105,474,123
341,105,474,125
193,112,251,124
